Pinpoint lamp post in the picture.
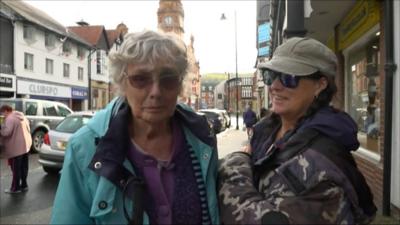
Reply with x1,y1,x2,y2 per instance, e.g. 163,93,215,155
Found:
221,11,239,130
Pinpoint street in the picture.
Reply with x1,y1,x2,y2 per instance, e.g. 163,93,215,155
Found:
0,117,248,224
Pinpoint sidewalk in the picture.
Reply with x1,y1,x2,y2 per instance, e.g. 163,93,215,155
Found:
217,127,249,159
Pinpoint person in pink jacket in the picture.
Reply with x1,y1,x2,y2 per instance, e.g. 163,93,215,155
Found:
0,104,32,194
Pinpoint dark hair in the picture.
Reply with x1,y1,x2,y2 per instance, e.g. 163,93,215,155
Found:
0,104,13,113
267,72,338,131
304,72,337,118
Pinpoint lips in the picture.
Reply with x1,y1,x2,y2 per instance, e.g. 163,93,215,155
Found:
144,106,164,112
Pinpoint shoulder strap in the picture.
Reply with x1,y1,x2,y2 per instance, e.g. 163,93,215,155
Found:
311,136,377,217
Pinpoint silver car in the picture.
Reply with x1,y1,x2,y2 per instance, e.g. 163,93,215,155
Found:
38,111,94,175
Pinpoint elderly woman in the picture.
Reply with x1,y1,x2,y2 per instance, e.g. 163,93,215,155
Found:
218,37,376,224
51,31,219,225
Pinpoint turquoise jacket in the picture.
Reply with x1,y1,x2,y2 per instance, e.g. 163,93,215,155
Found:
51,98,220,224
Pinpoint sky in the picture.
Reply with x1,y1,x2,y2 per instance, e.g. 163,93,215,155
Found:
24,0,257,75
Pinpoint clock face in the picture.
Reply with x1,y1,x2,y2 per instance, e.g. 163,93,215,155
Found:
164,16,173,26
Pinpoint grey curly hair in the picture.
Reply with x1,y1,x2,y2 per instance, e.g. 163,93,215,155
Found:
108,30,188,94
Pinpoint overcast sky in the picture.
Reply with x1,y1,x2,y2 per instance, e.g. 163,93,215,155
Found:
24,0,257,74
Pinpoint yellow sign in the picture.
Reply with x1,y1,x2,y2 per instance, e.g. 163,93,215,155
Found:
338,0,380,50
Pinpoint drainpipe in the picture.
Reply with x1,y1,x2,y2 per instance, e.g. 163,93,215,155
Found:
383,0,397,216
284,0,307,38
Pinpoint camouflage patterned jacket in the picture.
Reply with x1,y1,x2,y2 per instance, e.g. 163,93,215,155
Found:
218,109,376,224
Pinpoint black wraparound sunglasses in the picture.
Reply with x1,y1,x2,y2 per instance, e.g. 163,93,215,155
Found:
262,69,322,89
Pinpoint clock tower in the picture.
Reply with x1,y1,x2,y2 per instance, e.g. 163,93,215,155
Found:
157,0,184,39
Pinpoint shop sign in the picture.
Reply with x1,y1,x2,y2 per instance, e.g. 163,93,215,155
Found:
71,87,88,99
0,74,16,93
338,1,380,50
0,76,13,88
17,80,71,98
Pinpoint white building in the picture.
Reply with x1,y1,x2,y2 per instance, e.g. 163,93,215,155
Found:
0,1,92,111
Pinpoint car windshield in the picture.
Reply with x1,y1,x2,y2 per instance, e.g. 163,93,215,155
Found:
55,115,92,133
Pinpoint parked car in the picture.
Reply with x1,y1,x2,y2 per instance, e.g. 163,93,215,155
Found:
0,98,73,152
38,111,95,174
209,108,231,128
198,109,224,134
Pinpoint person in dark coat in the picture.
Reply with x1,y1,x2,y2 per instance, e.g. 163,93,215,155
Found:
243,104,257,138
218,37,376,224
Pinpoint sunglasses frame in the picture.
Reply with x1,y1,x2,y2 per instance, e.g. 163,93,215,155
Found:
125,73,183,90
262,70,301,88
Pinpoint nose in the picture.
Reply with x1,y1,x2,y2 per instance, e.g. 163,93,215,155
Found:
148,79,162,98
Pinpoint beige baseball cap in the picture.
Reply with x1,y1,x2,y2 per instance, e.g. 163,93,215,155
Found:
258,37,337,77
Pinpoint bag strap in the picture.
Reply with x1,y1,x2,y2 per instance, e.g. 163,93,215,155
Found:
311,137,377,217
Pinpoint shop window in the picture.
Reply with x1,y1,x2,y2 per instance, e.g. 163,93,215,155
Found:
347,37,380,153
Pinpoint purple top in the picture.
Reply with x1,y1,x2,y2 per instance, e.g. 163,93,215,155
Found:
127,119,184,224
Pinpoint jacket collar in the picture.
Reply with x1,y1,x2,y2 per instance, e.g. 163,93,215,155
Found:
88,97,215,171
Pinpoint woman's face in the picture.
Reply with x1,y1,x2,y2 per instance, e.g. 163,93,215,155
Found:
268,75,327,121
122,61,182,124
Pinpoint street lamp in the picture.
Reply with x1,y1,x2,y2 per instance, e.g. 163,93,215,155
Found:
221,11,239,130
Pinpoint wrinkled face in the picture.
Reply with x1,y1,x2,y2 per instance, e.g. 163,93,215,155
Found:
268,75,327,121
122,62,183,124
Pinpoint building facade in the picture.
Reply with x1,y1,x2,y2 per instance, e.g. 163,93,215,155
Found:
68,24,112,110
0,1,91,111
263,0,399,218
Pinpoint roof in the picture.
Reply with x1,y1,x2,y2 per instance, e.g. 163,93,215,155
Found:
2,1,92,48
106,29,121,45
68,25,105,46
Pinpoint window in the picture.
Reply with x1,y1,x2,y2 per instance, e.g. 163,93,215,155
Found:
241,86,252,98
46,58,54,74
63,63,70,78
45,32,56,48
57,105,72,117
218,93,222,99
23,25,35,42
24,102,38,116
347,36,381,153
24,53,34,71
77,47,85,59
43,103,58,116
62,41,72,55
78,67,84,81
96,50,105,74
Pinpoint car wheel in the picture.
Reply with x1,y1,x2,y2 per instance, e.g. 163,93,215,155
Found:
32,130,45,153
43,166,60,175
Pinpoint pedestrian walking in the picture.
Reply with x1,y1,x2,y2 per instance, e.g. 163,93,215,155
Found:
243,104,257,138
51,30,219,225
218,37,376,224
0,104,32,194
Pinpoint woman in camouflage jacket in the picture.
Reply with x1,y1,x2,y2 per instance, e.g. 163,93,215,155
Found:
218,37,376,224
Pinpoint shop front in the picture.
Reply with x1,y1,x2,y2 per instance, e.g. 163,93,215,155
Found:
0,73,16,98
71,86,88,111
16,79,71,106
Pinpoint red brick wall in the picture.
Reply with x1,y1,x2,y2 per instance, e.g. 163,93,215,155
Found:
354,156,384,210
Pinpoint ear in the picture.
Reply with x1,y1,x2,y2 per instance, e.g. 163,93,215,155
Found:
315,77,328,96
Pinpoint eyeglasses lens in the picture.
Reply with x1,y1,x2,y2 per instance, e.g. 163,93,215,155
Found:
262,70,299,88
127,74,182,89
